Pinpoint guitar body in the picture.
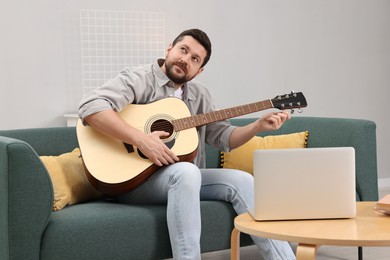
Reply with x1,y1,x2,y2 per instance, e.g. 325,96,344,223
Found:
77,98,199,195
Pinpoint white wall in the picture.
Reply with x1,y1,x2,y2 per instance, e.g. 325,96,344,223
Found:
1,0,389,181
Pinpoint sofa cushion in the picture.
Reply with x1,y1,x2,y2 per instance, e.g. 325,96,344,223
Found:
221,131,308,174
40,148,102,211
40,200,252,260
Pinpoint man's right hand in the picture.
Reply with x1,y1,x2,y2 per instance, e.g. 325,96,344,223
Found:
136,131,180,166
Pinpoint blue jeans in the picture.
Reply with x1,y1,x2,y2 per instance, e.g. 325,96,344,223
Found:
118,162,295,260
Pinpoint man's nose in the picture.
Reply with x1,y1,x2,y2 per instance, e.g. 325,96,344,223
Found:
181,54,191,64
179,58,188,68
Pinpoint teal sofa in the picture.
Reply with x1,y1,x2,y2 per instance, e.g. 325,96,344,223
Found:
0,116,378,260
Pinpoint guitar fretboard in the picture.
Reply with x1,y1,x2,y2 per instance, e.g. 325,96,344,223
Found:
172,100,273,131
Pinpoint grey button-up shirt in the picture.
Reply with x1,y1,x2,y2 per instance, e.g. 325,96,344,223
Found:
78,59,237,168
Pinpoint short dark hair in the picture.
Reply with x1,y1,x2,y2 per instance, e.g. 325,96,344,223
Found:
172,29,212,67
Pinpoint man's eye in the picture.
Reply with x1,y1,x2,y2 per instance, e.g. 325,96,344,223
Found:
192,57,199,63
180,47,186,53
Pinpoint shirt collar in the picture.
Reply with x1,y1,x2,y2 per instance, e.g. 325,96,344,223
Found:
153,59,171,88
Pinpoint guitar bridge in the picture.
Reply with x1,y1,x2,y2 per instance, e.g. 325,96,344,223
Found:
123,143,134,153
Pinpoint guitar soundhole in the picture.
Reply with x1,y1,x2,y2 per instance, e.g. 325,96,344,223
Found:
135,118,176,160
151,119,174,139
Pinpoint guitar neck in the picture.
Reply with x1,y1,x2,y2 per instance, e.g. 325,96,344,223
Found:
172,99,273,131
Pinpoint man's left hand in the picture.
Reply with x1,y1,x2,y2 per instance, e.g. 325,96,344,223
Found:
255,110,291,132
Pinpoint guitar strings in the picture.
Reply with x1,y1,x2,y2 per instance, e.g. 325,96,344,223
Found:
140,121,176,133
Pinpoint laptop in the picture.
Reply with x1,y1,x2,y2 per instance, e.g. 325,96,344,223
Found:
248,147,356,221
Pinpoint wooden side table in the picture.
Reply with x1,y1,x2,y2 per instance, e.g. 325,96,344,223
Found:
231,202,390,260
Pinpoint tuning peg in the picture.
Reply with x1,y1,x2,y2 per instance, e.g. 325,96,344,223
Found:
298,108,303,113
291,109,295,114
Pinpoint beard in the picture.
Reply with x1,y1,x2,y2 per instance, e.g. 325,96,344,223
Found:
164,61,194,85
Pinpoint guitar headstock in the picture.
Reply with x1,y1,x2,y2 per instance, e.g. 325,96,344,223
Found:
271,92,307,112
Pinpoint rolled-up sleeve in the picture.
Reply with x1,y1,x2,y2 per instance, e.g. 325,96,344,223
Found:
205,121,237,152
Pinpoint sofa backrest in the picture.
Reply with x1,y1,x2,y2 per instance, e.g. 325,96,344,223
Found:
0,127,78,156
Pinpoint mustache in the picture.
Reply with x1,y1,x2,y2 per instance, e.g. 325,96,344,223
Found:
174,61,188,73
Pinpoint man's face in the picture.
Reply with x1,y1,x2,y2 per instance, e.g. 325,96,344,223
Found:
164,36,207,85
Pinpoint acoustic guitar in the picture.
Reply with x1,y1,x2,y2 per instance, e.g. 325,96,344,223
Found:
77,92,307,195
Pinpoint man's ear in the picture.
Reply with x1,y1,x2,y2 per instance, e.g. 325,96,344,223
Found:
166,44,173,55
195,67,204,77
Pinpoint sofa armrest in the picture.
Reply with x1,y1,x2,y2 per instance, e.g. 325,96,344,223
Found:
0,137,53,260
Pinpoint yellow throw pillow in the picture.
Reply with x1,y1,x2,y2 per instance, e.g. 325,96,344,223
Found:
40,148,102,211
221,131,309,174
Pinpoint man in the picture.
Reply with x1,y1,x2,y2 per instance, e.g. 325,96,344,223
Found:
78,28,295,260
